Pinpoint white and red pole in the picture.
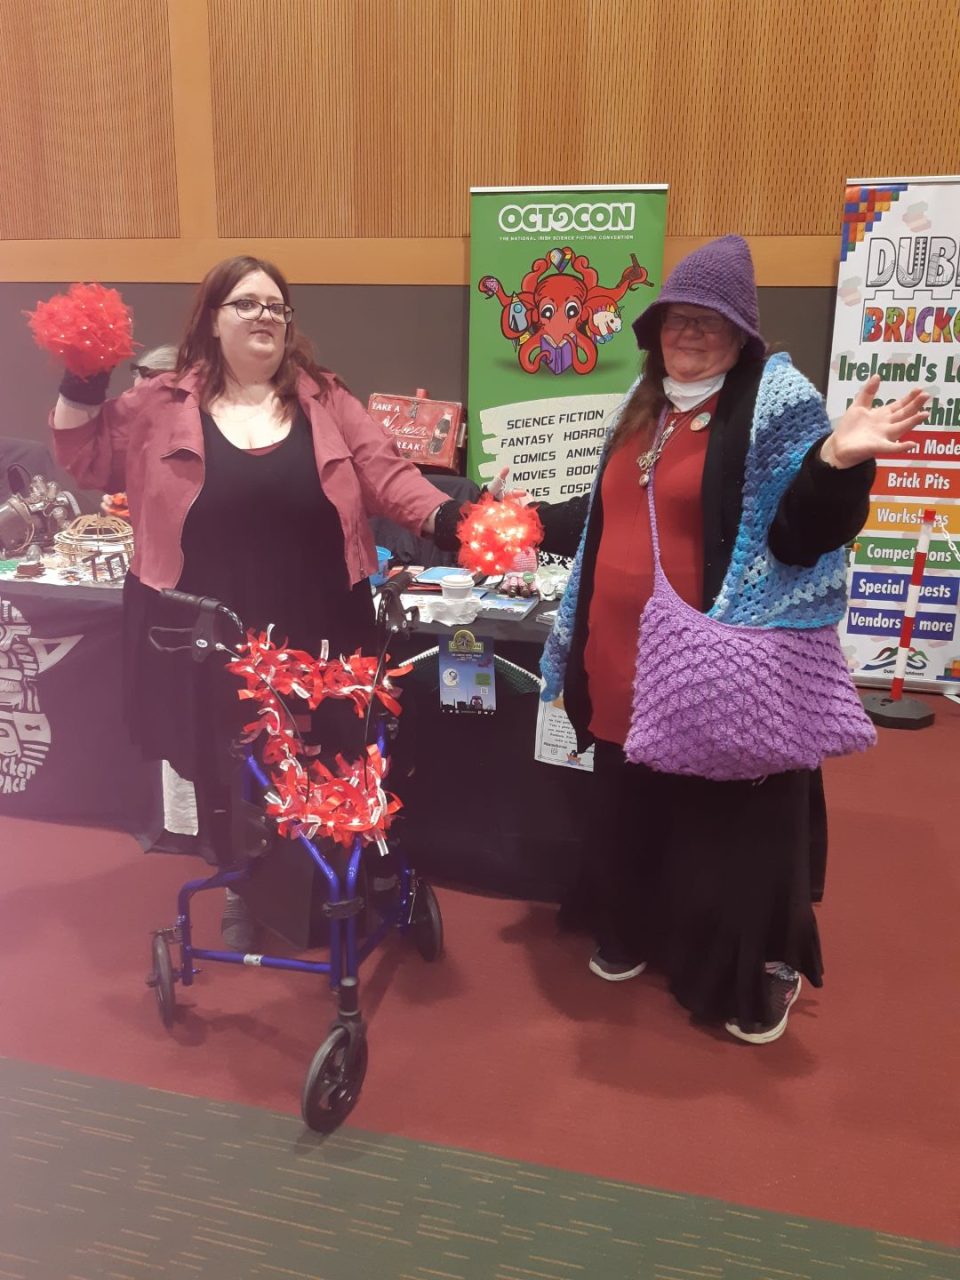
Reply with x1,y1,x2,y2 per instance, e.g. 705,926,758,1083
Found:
862,506,938,728
888,507,936,701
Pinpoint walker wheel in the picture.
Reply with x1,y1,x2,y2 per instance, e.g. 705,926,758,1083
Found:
411,880,444,961
147,932,176,1028
301,1026,368,1132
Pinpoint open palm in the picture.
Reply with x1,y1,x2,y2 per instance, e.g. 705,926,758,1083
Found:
823,374,928,469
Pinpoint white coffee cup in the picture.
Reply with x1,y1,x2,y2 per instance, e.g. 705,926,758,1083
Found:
440,572,474,602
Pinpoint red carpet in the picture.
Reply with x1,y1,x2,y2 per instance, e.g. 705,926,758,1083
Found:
2,696,958,1245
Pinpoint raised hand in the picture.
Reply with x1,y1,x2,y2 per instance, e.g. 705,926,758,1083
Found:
487,466,511,500
821,374,928,469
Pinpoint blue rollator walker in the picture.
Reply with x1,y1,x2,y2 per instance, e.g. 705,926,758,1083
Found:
145,572,443,1132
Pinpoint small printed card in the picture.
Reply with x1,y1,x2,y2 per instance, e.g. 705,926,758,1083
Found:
438,630,496,714
534,696,595,770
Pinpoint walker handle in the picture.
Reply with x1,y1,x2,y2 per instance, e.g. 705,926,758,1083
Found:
376,570,417,636
157,589,243,660
159,588,222,614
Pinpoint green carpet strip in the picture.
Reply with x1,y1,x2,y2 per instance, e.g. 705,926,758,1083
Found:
1,1057,956,1280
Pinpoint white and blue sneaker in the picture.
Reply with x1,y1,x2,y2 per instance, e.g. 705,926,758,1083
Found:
725,964,802,1044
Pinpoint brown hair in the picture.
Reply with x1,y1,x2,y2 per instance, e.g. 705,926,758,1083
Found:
175,255,333,411
608,345,668,453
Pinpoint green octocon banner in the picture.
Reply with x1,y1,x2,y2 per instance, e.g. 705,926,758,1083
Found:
467,185,667,502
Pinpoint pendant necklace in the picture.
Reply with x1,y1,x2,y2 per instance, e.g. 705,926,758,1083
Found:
636,402,713,487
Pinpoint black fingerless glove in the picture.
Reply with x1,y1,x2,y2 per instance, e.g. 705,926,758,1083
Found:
432,498,465,551
58,368,111,406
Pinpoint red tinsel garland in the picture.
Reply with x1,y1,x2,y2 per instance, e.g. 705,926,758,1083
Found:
225,630,409,846
26,282,136,377
456,492,544,576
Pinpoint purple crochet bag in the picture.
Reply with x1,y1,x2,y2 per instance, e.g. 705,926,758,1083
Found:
623,468,876,781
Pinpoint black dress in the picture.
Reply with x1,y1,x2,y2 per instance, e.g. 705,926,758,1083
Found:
586,740,823,1027
123,407,376,802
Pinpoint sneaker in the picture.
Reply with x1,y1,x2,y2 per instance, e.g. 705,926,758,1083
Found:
221,888,257,953
725,965,801,1044
588,948,647,982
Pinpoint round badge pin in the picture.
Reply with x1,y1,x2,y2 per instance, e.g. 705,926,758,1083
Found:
690,411,712,432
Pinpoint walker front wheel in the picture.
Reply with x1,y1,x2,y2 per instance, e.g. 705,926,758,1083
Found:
301,1026,368,1132
411,881,444,961
147,932,176,1028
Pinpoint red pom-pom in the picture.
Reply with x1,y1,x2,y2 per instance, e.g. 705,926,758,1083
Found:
26,282,136,376
456,493,544,576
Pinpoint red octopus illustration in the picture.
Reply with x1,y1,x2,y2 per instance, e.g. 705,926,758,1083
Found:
478,247,653,375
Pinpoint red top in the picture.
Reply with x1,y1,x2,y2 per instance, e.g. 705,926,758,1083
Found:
584,395,718,746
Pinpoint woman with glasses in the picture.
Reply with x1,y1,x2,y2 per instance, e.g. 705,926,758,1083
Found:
495,236,926,1044
52,255,454,949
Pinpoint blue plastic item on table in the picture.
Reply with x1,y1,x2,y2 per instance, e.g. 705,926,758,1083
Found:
371,545,392,587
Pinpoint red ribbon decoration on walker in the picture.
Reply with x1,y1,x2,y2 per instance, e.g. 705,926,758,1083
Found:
456,492,543,577
26,282,137,376
265,744,401,844
225,630,410,847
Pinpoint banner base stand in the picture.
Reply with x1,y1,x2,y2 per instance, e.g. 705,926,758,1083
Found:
861,692,935,730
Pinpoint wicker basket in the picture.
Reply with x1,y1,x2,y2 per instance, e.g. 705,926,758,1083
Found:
54,514,134,583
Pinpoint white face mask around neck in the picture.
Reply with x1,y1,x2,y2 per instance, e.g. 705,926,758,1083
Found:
662,372,726,413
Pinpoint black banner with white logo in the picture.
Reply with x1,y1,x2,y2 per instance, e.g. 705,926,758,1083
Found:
0,581,159,835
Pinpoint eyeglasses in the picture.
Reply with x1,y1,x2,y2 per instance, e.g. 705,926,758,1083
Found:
661,310,730,337
219,298,295,324
130,363,166,379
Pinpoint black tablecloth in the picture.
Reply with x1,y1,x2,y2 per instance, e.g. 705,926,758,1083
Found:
0,577,161,838
0,579,587,902
388,606,590,902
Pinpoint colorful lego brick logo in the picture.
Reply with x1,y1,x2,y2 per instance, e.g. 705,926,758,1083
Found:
841,185,909,262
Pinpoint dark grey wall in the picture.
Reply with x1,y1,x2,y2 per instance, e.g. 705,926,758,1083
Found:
0,282,834,449
757,288,835,390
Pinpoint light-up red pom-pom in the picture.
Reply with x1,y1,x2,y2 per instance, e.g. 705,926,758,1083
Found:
26,282,136,376
456,492,544,576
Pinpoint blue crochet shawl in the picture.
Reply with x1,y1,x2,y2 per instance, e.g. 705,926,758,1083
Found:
540,353,848,701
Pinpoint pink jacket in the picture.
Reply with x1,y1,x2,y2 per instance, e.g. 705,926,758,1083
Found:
53,368,449,590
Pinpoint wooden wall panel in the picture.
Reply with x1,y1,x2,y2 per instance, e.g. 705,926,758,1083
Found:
0,0,178,240
1,0,956,281
209,0,960,241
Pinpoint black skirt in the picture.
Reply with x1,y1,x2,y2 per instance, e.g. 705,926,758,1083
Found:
586,739,824,1028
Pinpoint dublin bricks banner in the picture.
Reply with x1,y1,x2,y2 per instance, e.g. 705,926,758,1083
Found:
827,176,960,690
